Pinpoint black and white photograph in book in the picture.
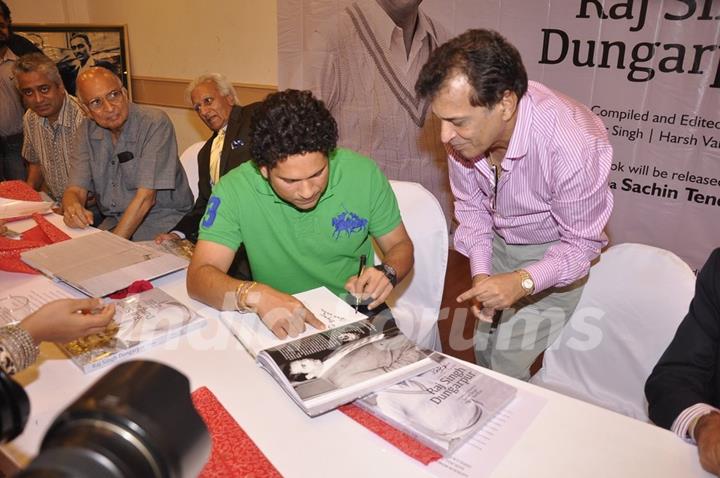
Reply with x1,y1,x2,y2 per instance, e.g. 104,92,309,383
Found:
14,24,130,97
267,316,428,401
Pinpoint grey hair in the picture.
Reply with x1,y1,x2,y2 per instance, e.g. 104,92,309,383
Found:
13,53,63,89
185,73,239,106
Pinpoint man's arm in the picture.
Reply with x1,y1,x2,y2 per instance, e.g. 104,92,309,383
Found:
26,164,43,191
187,240,324,338
345,223,413,309
646,248,720,429
61,186,93,228
112,187,157,239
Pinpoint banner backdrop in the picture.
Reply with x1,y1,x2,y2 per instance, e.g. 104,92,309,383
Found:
279,0,720,271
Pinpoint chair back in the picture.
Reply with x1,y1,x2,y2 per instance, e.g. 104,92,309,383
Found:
374,181,448,350
180,141,205,200
530,243,696,420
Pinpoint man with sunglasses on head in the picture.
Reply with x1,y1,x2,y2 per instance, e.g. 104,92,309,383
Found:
62,67,193,241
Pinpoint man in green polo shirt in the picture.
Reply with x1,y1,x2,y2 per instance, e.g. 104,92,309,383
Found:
187,89,414,340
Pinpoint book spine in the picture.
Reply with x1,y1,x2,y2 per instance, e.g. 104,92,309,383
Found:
73,317,208,374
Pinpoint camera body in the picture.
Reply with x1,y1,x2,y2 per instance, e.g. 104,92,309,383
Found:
0,361,210,478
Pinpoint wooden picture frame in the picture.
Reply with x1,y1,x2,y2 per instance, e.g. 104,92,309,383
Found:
13,24,131,99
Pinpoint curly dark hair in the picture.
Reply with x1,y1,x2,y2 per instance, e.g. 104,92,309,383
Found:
250,89,338,169
415,29,527,108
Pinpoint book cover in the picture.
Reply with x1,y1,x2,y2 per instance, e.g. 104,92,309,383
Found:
20,231,189,297
355,355,517,456
60,288,206,373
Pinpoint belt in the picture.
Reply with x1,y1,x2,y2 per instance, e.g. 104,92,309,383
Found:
0,132,23,144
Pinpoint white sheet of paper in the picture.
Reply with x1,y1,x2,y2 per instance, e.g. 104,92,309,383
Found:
219,286,367,357
0,198,52,219
426,388,547,478
0,278,82,326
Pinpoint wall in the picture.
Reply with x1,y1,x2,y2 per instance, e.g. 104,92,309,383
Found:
6,0,278,151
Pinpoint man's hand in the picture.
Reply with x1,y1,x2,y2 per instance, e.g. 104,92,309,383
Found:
695,412,720,475
249,284,326,339
457,272,526,320
20,298,116,345
155,232,181,244
63,204,94,229
345,266,394,310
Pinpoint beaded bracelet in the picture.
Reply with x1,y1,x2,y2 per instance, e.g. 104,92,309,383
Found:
0,325,39,374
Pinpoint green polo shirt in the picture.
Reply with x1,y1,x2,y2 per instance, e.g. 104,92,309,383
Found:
198,148,401,296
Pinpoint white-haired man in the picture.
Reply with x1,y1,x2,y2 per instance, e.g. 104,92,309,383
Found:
155,73,259,279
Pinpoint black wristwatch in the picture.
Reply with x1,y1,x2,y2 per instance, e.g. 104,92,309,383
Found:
374,263,398,286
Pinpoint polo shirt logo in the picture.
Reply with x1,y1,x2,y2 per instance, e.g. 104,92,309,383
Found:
331,208,368,239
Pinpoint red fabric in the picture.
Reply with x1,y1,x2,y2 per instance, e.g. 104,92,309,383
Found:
339,403,442,465
192,387,282,478
0,180,42,201
0,213,71,274
107,280,154,299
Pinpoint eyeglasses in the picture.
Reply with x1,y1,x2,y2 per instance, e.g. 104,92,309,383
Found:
192,96,216,112
85,89,124,111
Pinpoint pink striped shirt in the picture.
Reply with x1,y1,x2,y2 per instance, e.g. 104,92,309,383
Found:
449,81,613,293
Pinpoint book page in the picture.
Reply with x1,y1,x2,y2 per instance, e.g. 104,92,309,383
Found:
219,286,368,356
0,278,81,325
426,388,547,478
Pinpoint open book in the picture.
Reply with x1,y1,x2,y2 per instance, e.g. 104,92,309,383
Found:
20,231,189,297
59,288,206,373
355,355,517,457
220,287,434,417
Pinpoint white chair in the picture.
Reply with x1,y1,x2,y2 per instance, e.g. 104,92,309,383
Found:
373,180,448,351
179,141,205,200
530,243,696,421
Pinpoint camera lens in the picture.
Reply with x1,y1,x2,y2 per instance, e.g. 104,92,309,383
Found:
0,368,29,443
19,361,210,478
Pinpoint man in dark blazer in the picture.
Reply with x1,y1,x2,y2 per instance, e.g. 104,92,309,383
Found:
155,73,259,279
646,247,720,476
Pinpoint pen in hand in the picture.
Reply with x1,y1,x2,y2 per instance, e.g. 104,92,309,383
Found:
355,254,367,314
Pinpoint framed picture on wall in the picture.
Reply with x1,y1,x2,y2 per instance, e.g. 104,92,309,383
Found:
13,24,131,99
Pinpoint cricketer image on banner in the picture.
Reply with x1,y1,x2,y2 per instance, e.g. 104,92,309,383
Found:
278,0,720,271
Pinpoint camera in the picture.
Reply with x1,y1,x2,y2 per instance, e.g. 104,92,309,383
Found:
0,360,210,478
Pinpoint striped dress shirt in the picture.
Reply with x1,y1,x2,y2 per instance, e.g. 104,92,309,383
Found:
449,81,614,293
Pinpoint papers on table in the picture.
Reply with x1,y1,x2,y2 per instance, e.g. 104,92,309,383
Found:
427,388,547,477
0,278,81,326
20,231,189,297
0,198,53,220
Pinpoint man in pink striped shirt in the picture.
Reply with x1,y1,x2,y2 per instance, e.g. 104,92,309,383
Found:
416,29,613,379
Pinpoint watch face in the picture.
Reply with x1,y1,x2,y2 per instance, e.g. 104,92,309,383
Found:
522,278,534,290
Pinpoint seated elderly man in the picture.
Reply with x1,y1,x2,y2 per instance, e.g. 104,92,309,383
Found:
187,89,414,339
156,73,259,279
62,67,193,240
646,248,720,476
14,53,84,204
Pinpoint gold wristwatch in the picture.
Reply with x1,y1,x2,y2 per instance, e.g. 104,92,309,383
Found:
518,269,535,296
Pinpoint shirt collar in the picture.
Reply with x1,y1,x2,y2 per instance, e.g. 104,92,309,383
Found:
359,1,436,53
